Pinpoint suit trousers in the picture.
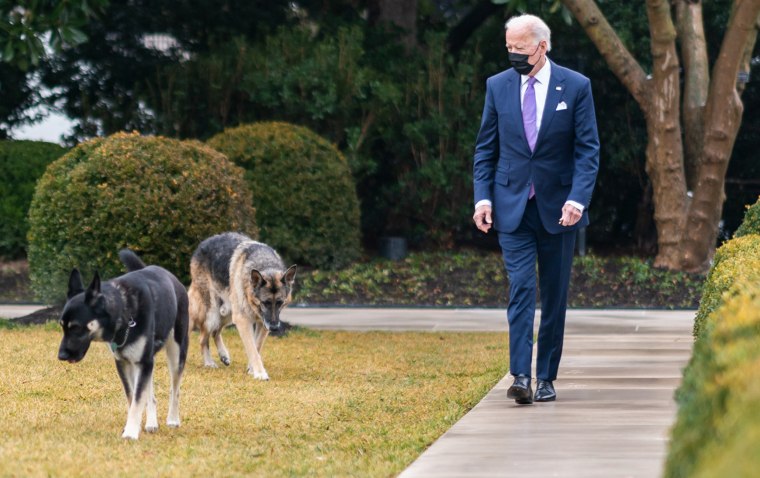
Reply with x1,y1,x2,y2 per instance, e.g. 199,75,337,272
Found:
497,198,576,381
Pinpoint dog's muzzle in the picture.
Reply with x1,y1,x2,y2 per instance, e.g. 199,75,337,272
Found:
58,341,89,363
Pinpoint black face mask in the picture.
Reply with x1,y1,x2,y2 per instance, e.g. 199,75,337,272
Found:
508,44,541,75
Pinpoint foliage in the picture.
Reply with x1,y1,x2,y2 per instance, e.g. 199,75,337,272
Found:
207,122,360,269
692,235,760,338
734,196,760,237
295,249,703,308
0,62,40,138
24,1,759,252
27,132,256,304
0,140,66,258
0,0,108,70
0,325,507,477
665,263,760,477
38,0,293,143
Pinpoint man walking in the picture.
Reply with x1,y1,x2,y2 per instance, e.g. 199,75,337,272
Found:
472,14,600,404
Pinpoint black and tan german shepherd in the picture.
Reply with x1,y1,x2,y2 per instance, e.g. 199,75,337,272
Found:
188,232,296,380
57,249,189,440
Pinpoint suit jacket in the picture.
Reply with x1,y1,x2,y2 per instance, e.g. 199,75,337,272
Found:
473,60,600,234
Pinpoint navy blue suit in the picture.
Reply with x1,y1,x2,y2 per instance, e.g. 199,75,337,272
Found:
473,60,599,381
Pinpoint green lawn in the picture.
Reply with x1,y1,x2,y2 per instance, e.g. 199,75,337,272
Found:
0,323,508,477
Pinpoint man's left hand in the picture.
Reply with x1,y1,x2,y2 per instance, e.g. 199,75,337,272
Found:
558,203,582,227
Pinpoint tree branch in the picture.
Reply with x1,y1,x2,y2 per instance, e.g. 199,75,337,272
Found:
705,0,760,126
561,0,650,111
447,1,506,54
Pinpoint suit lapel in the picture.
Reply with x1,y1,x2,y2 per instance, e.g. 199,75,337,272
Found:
535,61,567,153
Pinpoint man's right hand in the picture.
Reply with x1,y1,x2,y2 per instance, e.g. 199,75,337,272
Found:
473,205,493,233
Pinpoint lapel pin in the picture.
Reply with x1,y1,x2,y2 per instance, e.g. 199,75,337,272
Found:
556,86,562,91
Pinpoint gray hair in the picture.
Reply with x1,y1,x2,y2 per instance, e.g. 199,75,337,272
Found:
505,14,552,52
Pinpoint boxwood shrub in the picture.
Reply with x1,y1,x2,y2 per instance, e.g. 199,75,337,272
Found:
692,234,760,338
0,140,67,258
666,279,760,477
665,234,760,477
28,132,257,304
734,195,760,237
207,122,361,269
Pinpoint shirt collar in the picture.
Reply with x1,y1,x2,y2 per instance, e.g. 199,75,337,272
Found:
521,58,551,86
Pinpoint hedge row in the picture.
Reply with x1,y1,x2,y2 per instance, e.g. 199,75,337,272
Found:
0,140,67,258
665,233,760,477
734,195,760,238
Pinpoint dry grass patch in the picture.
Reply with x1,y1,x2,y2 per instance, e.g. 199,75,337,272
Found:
0,323,507,477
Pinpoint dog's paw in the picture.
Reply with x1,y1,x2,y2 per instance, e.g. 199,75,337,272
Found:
203,360,219,368
145,424,159,433
247,368,270,380
220,356,231,366
166,419,180,428
121,429,140,440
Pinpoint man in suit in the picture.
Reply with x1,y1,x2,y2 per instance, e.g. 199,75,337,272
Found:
472,14,599,404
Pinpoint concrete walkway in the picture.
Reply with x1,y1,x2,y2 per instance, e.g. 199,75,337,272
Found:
3,305,694,477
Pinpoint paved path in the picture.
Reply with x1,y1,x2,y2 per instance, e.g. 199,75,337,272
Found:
3,305,693,477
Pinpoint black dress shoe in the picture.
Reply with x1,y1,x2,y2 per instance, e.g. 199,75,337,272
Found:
534,380,556,402
506,375,533,404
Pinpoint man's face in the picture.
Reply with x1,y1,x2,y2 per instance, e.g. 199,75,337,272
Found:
505,27,545,75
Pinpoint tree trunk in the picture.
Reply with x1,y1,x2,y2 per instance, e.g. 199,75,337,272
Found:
447,1,505,54
563,0,760,272
675,0,709,192
679,0,760,271
645,0,688,269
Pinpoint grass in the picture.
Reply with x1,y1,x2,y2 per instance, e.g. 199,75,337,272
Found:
0,323,508,477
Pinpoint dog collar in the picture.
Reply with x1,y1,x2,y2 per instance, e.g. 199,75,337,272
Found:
111,283,137,351
110,317,136,351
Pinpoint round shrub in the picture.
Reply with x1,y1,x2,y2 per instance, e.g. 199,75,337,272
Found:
734,195,760,237
207,122,361,269
0,140,67,258
28,132,257,304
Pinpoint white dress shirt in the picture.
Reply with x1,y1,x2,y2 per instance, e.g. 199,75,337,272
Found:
475,59,585,214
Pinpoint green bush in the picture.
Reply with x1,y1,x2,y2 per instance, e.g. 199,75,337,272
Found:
666,281,760,478
28,132,257,304
692,235,760,338
207,122,361,269
734,196,760,237
666,235,760,477
0,140,67,258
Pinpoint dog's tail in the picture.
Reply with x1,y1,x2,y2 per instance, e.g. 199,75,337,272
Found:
119,249,147,272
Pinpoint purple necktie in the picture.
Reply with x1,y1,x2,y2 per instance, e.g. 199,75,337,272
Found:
523,76,537,198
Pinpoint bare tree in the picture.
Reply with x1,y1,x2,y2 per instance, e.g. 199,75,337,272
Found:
561,0,760,272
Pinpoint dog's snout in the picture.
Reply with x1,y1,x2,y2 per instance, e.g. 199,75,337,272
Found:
58,349,70,361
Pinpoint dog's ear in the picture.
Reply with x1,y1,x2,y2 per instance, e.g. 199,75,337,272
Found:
68,269,84,299
85,271,102,302
251,269,264,289
283,265,297,286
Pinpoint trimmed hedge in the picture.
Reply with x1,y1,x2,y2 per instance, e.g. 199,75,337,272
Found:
207,122,361,269
0,140,67,258
734,195,760,237
691,235,760,338
665,234,760,477
28,132,257,304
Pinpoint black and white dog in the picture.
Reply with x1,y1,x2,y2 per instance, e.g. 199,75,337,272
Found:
57,250,189,440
